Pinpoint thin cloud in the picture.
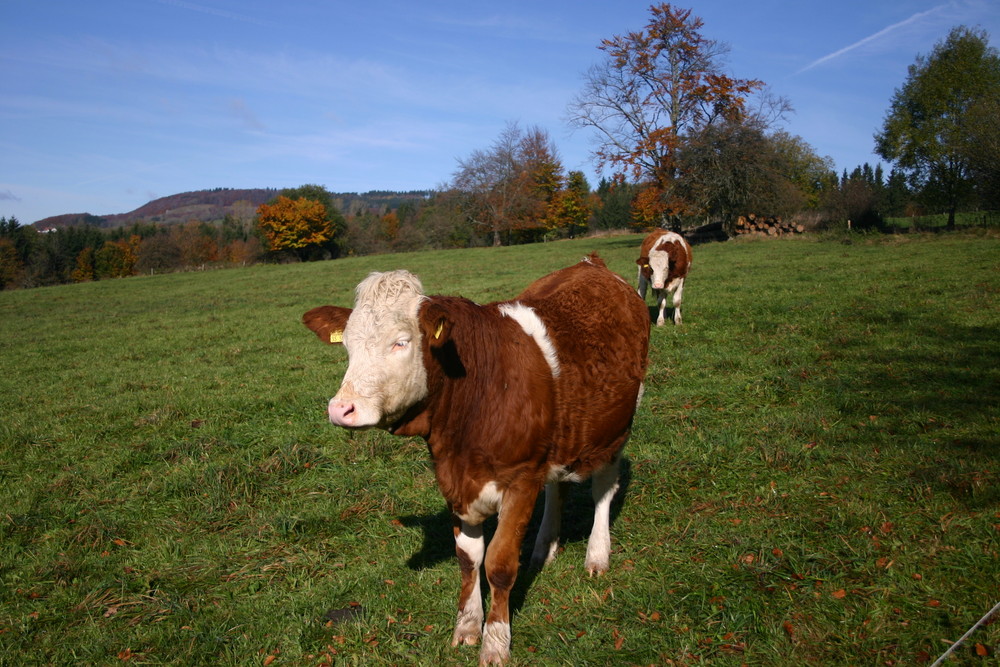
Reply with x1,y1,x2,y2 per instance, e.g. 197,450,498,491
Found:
154,0,270,27
0,189,21,202
228,98,266,131
796,3,950,74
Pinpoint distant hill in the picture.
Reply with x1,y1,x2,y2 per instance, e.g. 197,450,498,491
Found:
32,187,433,229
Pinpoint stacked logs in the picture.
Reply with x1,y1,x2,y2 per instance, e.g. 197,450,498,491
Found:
734,214,805,237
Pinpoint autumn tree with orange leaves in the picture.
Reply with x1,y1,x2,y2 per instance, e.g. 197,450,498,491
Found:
257,186,342,259
567,3,788,228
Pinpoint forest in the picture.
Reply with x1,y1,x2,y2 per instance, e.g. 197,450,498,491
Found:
1,7,997,290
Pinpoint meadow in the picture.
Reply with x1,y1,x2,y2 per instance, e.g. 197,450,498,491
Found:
1,230,998,666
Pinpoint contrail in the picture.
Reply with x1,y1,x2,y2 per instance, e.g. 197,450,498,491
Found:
796,3,949,74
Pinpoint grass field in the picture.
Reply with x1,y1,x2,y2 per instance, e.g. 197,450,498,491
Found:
884,210,999,230
2,230,998,666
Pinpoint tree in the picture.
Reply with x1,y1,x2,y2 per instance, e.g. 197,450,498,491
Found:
221,238,262,266
94,236,139,279
257,184,344,260
875,26,1000,228
546,171,592,238
171,221,219,267
452,122,564,246
671,120,833,230
882,168,912,218
673,117,775,226
136,232,183,273
962,91,1000,207
769,131,837,212
837,165,884,229
592,179,638,231
567,3,788,226
0,237,24,289
257,195,333,258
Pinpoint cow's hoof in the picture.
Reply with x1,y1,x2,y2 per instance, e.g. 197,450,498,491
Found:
479,622,510,665
451,626,481,647
585,558,610,576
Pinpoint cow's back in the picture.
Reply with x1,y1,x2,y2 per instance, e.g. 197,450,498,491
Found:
517,255,649,475
639,229,670,258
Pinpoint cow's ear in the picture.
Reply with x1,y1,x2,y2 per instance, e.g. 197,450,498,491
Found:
303,306,352,345
419,301,453,349
636,256,649,267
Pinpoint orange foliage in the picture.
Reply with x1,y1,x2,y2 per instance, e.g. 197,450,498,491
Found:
222,238,261,265
71,247,96,282
381,211,399,241
583,3,765,223
94,235,140,279
171,222,218,266
257,196,333,252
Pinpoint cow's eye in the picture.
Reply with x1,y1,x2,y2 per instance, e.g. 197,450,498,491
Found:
393,339,410,350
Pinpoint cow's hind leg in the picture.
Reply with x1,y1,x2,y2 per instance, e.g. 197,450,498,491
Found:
530,480,567,570
637,271,649,299
452,519,485,647
585,454,622,575
480,483,540,665
672,277,685,325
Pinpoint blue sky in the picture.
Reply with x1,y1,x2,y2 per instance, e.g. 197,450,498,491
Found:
2,1,999,224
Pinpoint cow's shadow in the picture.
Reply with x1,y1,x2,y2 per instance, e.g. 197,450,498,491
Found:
646,304,678,324
396,458,633,616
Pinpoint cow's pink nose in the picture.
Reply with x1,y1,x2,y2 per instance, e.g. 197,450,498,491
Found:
328,399,357,426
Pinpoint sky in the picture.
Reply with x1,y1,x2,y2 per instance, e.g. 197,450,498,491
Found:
2,1,999,225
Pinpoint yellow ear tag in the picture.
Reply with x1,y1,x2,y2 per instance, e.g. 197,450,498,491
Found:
644,264,650,268
434,321,444,340
330,330,343,343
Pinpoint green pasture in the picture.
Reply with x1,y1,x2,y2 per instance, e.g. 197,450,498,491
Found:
2,230,998,665
884,210,999,230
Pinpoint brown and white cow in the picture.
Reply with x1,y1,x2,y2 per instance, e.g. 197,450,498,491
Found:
636,229,692,325
302,254,649,665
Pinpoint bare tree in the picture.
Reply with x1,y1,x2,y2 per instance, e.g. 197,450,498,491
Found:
452,122,563,245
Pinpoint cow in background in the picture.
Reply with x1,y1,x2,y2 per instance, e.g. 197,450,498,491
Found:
302,254,650,665
636,229,692,325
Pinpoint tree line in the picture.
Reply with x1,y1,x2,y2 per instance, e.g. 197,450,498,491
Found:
2,5,997,290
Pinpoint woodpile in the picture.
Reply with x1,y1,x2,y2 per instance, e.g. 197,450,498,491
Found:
734,214,805,237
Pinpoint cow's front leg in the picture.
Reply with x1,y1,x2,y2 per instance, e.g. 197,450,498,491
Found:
654,288,667,326
480,484,540,665
452,519,484,647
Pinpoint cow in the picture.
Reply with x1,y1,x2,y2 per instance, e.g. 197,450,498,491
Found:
302,253,650,665
636,229,692,325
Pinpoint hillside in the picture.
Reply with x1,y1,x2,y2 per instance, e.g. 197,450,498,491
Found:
32,187,432,229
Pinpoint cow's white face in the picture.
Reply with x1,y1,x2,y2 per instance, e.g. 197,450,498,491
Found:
329,270,428,429
648,251,670,290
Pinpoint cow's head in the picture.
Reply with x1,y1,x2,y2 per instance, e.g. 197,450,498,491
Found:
303,270,450,430
636,244,670,290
